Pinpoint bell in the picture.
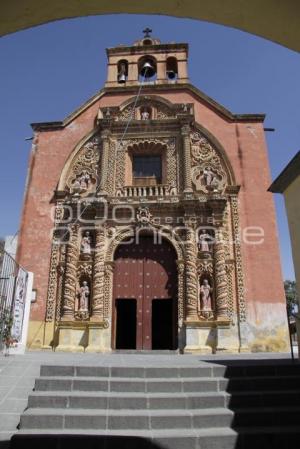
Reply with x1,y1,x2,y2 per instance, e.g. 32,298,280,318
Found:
118,73,126,83
140,61,156,78
167,70,177,80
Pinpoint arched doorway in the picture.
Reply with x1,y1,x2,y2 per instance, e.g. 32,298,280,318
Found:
112,235,178,350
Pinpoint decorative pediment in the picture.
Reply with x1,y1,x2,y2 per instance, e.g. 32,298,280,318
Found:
98,97,194,123
65,136,100,196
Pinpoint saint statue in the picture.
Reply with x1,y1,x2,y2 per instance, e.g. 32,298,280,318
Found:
81,231,92,255
198,230,211,252
202,167,215,186
199,279,213,312
79,281,89,311
141,110,150,120
79,171,90,190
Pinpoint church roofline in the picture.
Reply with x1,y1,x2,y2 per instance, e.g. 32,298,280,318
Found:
106,42,189,56
30,83,265,131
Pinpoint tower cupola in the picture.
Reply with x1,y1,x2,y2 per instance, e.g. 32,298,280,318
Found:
105,29,189,87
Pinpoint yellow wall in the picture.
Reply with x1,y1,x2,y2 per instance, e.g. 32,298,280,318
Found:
284,175,300,293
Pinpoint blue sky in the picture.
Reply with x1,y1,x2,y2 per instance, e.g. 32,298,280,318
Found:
0,14,299,280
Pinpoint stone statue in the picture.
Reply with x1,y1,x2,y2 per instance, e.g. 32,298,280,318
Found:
136,207,152,225
198,230,211,252
79,171,90,190
79,281,89,311
81,231,92,255
200,279,213,312
141,110,150,120
202,167,215,186
72,177,81,194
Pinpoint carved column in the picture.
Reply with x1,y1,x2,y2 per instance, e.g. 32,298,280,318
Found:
91,227,106,321
103,262,114,320
185,227,199,320
61,224,79,321
45,230,61,322
99,129,111,195
181,124,193,193
176,259,185,327
214,229,228,320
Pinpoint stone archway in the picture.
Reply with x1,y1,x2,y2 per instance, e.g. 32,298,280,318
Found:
1,2,299,52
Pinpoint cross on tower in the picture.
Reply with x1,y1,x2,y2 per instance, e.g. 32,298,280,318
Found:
143,27,152,38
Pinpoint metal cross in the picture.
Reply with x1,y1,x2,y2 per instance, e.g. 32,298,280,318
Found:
143,28,152,38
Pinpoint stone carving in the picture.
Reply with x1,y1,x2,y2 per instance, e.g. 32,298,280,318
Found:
197,260,213,276
117,137,177,193
115,140,126,190
92,228,106,320
156,105,175,119
141,109,150,120
226,263,235,320
106,141,116,195
81,231,92,256
185,227,199,320
103,262,114,320
56,245,66,320
118,105,135,121
176,260,185,322
214,230,228,320
45,231,61,322
61,224,79,320
136,207,153,225
198,230,212,253
166,137,177,188
181,125,193,193
77,262,93,277
54,203,64,224
78,281,89,311
117,99,177,122
74,310,89,321
190,130,227,193
230,195,246,321
66,137,100,195
199,279,214,320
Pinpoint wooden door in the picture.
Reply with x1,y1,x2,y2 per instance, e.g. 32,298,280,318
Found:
113,236,177,350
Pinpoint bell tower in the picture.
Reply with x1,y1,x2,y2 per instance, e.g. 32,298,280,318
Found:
105,28,189,87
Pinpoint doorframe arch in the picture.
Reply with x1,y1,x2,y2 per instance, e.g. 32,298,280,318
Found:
104,225,186,349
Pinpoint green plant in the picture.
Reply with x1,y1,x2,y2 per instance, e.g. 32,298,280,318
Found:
0,311,13,348
284,280,299,316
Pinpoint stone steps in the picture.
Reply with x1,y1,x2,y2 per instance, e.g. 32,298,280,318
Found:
20,407,234,430
35,376,224,393
12,361,300,449
27,391,227,409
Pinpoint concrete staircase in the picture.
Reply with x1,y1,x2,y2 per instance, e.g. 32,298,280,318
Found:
11,361,300,449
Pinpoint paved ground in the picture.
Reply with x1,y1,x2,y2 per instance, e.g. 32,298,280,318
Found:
0,350,298,447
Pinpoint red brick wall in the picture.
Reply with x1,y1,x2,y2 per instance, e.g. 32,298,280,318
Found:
17,88,285,323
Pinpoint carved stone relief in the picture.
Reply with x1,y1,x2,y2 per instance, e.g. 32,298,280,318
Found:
230,195,247,322
190,130,227,193
66,137,100,196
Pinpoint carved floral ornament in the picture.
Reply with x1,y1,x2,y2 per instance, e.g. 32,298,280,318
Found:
116,99,176,121
65,136,100,196
190,131,228,194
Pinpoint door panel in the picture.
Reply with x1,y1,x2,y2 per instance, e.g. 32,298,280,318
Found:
115,298,136,350
113,236,177,350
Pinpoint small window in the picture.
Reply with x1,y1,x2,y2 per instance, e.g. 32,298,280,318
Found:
133,155,162,185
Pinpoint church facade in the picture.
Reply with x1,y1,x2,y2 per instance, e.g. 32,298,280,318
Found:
17,33,289,353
